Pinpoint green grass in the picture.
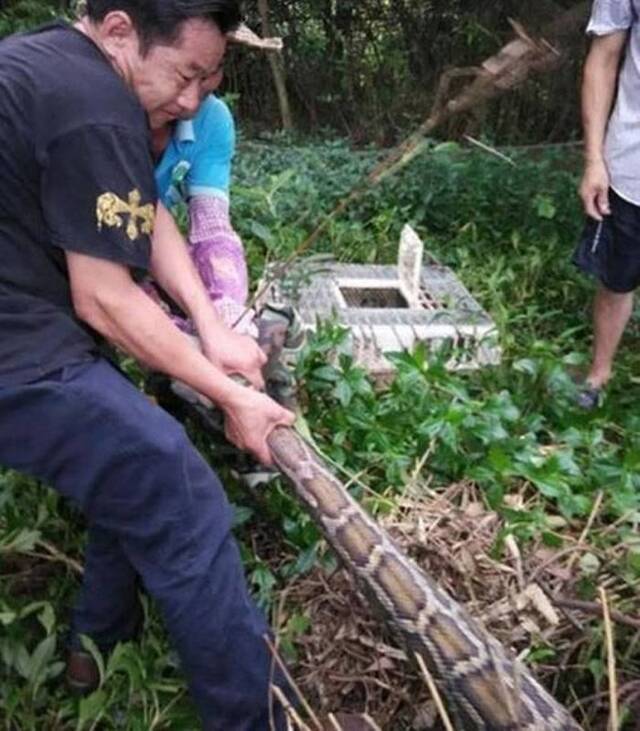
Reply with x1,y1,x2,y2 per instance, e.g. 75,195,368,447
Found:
2,140,639,729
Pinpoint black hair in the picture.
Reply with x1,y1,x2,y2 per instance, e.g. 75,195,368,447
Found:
85,0,242,50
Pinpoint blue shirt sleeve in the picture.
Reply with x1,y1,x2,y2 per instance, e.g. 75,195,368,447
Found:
186,96,235,199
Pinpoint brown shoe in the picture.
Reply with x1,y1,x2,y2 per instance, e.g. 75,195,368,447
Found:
65,650,100,695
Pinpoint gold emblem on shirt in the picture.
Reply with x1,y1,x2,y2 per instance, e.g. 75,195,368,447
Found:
96,189,155,242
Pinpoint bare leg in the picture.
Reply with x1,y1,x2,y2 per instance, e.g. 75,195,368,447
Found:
585,286,634,388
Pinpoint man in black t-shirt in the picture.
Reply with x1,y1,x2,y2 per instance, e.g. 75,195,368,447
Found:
0,2,294,729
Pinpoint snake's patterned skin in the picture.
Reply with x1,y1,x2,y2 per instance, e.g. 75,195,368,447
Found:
267,426,582,730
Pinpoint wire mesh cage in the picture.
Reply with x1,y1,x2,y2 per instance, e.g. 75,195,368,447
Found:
259,226,501,376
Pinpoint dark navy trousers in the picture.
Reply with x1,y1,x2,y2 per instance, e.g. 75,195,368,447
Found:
0,358,286,730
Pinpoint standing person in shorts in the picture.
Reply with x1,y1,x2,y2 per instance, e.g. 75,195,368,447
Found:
574,0,640,408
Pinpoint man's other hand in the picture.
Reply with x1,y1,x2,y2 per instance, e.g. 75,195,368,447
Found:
580,159,611,221
201,328,267,391
223,388,295,465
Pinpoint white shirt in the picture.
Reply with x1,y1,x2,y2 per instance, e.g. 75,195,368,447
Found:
589,0,640,203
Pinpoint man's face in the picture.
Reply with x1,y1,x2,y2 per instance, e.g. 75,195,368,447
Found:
131,18,226,123
201,65,225,97
149,63,225,129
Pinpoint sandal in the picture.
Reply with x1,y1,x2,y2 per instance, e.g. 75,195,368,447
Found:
576,385,601,410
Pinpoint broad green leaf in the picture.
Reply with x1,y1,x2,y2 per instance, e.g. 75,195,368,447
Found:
77,689,108,728
80,635,106,688
249,221,272,243
534,194,557,220
38,604,56,636
0,611,17,626
334,380,353,407
28,635,56,691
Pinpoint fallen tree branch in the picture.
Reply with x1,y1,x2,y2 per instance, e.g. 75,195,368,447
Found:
599,587,619,731
555,598,640,632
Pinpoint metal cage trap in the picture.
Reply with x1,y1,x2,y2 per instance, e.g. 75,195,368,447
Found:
258,225,501,377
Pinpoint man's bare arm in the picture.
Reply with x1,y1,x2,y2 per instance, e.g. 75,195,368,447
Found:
66,251,293,464
580,31,628,220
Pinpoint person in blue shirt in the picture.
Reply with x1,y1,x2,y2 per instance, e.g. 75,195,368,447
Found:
149,25,283,336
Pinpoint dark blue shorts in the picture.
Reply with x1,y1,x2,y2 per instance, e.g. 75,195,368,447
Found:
573,188,640,294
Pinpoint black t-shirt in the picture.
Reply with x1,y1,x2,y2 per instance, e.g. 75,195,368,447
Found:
0,22,156,385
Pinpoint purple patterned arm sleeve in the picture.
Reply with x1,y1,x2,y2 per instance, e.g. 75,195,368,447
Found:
188,195,256,334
